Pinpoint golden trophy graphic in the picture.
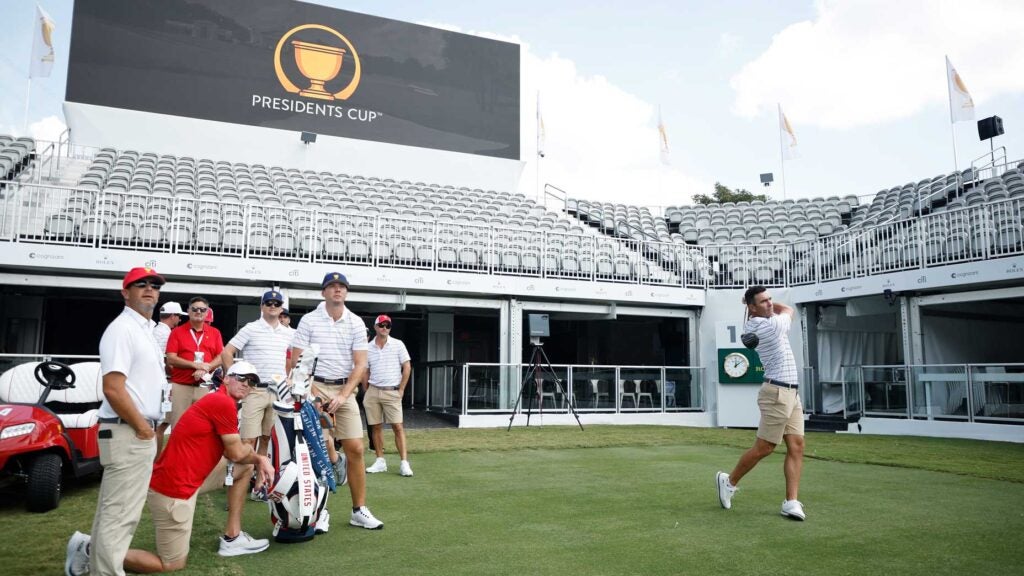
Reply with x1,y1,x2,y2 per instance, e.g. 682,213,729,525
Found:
291,40,346,100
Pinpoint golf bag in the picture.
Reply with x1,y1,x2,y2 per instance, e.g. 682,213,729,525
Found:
267,344,335,543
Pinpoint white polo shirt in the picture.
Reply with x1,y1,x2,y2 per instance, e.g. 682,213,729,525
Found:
367,336,411,388
292,302,368,379
153,322,171,357
744,312,798,385
227,317,294,382
99,306,166,421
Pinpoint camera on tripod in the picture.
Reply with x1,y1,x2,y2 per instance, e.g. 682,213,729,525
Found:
528,313,550,345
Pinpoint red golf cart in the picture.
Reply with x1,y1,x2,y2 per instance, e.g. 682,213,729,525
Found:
0,360,103,512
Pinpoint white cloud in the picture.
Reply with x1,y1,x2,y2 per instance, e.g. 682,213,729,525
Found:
730,0,1024,129
718,32,741,57
417,20,709,209
28,115,67,142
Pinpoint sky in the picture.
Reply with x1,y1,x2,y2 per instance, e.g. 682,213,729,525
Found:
1,0,1023,210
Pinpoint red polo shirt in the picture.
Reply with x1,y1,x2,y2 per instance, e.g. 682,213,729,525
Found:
166,323,224,385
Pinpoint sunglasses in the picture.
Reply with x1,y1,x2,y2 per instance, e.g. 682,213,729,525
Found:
377,323,392,329
129,280,163,290
190,306,209,313
263,301,283,307
232,374,257,385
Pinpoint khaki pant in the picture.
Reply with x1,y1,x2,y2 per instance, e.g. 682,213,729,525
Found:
363,386,404,425
756,383,804,445
239,388,275,439
148,489,198,564
169,383,209,426
315,383,363,440
90,423,157,576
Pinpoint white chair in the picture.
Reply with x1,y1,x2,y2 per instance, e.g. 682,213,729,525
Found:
590,379,609,408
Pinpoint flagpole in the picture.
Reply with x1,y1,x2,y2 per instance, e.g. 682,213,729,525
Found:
778,104,787,200
23,76,32,133
945,56,960,181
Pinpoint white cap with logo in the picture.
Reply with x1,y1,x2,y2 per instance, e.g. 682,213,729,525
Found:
159,301,186,316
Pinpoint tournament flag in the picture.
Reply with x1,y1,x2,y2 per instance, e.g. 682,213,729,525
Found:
536,91,546,157
30,5,56,78
779,104,798,160
658,106,670,165
945,56,975,123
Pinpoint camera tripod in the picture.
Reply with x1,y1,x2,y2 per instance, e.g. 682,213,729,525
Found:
507,338,584,431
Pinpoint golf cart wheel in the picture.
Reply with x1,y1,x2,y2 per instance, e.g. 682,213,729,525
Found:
26,453,62,512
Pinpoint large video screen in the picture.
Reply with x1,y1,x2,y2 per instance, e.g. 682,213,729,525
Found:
66,0,520,159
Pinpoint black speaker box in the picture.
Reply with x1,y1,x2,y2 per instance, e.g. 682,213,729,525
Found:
977,116,1004,141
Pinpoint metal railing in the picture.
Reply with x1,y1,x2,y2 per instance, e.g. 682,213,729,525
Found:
849,363,1024,424
420,362,705,416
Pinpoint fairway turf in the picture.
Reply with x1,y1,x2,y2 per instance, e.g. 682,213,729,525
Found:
4,426,1023,576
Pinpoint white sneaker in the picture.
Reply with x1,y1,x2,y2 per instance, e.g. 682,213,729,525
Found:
333,454,348,486
399,460,413,477
65,531,90,576
218,531,270,557
315,509,331,534
781,499,806,521
366,457,388,473
716,471,737,510
350,506,384,530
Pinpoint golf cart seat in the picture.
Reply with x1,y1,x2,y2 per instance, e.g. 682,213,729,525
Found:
0,361,103,429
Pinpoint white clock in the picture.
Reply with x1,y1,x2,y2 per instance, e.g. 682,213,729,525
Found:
723,352,750,378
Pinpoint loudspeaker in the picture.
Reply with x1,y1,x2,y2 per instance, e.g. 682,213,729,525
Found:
977,116,1004,141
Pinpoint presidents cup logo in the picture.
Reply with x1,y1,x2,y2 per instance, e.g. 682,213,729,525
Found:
252,24,381,123
274,24,361,101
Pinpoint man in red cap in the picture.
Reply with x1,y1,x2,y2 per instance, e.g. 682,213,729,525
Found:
165,297,223,434
69,267,167,576
362,314,413,477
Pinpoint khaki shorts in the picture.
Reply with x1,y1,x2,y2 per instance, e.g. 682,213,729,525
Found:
169,383,209,426
364,386,404,426
756,383,804,445
315,383,363,440
148,489,198,565
239,388,275,439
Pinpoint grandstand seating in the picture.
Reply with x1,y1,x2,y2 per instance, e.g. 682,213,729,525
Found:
2,142,1022,290
0,135,35,184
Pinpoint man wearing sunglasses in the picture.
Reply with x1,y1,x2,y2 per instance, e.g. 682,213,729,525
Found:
363,315,413,477
67,267,167,576
221,290,293,501
165,296,224,434
66,362,276,575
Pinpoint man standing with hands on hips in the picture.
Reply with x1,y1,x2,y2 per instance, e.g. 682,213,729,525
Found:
716,286,806,521
165,297,224,432
290,272,383,530
363,314,413,477
66,267,167,576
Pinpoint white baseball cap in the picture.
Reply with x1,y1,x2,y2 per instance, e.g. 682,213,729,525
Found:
159,301,186,316
226,361,260,380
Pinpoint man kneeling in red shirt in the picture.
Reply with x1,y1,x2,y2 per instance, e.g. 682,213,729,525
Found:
66,362,275,575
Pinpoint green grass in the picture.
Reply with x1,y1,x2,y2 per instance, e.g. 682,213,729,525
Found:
4,426,1024,575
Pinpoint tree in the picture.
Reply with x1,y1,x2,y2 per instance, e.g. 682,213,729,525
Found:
692,182,768,205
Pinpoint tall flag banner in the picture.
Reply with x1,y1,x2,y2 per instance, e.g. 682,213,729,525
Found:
30,5,56,78
657,106,670,165
536,91,546,157
779,104,798,160
945,56,975,123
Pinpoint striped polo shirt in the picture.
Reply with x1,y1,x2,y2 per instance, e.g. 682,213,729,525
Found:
367,336,411,388
227,317,294,382
291,302,368,379
744,312,798,385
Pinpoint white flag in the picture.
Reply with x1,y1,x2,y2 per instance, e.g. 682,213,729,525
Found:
536,91,546,158
779,104,798,160
946,56,975,123
657,106,670,165
30,5,56,78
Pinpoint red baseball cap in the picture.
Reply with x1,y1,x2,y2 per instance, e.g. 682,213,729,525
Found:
122,267,165,289
374,314,392,325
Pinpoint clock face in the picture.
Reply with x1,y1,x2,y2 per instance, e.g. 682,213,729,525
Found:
723,352,750,378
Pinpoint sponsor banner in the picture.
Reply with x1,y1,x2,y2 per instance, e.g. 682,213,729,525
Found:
67,0,520,159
